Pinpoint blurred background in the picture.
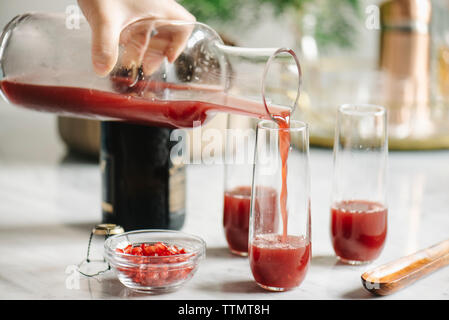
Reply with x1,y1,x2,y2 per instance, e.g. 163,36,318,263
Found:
2,0,449,161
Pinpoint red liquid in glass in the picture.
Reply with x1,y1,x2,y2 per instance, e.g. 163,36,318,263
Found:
223,186,278,255
223,186,252,255
0,80,276,128
331,200,387,263
250,234,311,290
249,112,311,290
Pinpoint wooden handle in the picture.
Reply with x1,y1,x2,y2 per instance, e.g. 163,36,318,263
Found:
361,239,449,296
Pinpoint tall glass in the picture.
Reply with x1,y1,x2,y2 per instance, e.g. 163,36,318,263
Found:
249,119,311,291
222,115,257,256
331,104,388,265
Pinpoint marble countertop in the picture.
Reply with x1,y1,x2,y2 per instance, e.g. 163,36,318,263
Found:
1,103,449,300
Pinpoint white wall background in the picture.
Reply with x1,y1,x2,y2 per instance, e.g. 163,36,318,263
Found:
0,0,384,54
0,0,77,28
0,0,294,47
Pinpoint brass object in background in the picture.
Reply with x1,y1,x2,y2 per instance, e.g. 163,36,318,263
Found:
293,0,449,151
379,0,433,139
92,224,124,236
57,117,101,158
439,45,449,99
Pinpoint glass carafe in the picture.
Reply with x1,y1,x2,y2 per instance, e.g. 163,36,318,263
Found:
0,13,301,127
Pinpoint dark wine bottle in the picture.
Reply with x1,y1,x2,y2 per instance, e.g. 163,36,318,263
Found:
100,121,186,231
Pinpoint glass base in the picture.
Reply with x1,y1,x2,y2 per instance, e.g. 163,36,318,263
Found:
229,248,248,257
256,283,292,292
130,285,181,294
337,256,373,265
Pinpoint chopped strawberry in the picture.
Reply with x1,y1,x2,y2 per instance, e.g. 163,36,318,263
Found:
123,244,133,254
142,244,156,256
131,246,143,256
115,241,193,287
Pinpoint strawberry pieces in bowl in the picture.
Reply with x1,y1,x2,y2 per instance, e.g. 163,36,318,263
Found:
116,242,187,256
104,230,206,293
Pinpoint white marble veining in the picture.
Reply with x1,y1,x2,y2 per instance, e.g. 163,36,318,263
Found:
0,102,449,300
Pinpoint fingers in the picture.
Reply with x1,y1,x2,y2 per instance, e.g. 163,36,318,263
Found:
78,0,121,76
140,23,194,76
141,33,169,75
119,21,152,71
165,24,194,63
118,20,166,77
163,1,196,63
90,18,121,76
164,0,196,23
135,1,196,74
120,22,194,77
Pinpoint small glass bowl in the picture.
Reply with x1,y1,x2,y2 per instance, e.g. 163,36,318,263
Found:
104,229,206,293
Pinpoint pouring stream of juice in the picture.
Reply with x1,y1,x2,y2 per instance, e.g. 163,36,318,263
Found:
273,113,290,243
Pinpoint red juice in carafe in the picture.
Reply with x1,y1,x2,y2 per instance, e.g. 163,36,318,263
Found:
0,79,282,128
250,234,311,290
331,200,387,263
0,81,214,128
223,186,278,256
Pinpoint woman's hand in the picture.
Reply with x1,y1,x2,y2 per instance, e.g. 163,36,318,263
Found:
78,0,195,76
